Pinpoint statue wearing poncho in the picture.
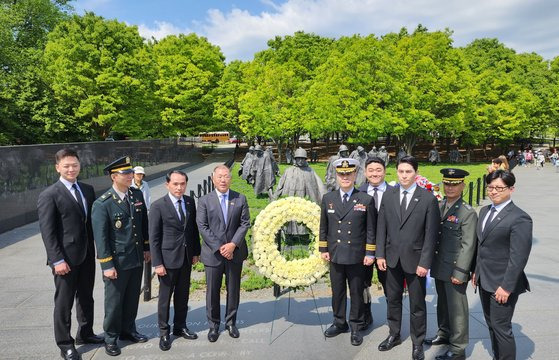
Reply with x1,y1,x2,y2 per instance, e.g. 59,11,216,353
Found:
250,145,276,198
325,144,349,191
350,145,368,188
239,146,256,183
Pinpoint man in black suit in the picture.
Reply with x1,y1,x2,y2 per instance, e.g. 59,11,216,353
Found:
196,165,250,342
472,170,532,360
358,156,392,328
37,148,103,360
149,170,201,351
376,156,440,360
319,158,376,346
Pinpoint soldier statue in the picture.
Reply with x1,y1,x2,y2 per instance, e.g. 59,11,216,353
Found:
368,146,378,159
239,146,255,183
325,145,350,191
428,147,441,165
449,148,463,163
266,146,280,176
377,146,390,167
250,145,276,198
396,148,407,163
350,146,368,188
285,147,293,165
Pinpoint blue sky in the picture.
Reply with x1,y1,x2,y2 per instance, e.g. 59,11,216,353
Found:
73,0,559,62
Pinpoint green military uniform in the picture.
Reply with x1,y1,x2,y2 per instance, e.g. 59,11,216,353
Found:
430,168,477,358
92,158,149,346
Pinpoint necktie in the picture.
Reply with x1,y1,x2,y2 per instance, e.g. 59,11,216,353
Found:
343,193,349,205
373,188,379,210
221,194,228,223
484,206,497,232
400,190,408,218
177,199,186,224
72,184,86,216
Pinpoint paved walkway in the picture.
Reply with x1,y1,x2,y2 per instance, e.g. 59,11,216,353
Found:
0,163,556,359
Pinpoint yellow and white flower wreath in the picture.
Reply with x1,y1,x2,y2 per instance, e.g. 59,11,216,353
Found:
252,196,328,287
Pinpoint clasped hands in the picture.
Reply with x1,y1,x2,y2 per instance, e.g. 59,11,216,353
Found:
220,243,236,260
376,258,428,277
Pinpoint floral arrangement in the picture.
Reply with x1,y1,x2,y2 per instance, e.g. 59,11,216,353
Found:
414,175,443,201
252,197,328,287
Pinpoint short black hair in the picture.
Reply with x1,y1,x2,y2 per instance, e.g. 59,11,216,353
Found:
55,148,79,163
365,156,386,169
397,155,418,172
492,158,503,165
486,169,515,187
166,170,188,183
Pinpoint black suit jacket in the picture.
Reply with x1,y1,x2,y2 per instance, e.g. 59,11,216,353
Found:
358,181,393,210
475,201,532,294
196,189,251,266
37,180,95,267
149,194,201,270
319,188,376,264
376,185,440,273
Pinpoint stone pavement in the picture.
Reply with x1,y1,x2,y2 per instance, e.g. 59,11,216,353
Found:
0,162,556,359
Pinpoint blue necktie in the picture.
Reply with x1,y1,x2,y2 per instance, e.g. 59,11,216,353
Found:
221,194,228,223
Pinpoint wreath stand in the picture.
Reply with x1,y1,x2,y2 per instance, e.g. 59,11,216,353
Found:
268,230,326,345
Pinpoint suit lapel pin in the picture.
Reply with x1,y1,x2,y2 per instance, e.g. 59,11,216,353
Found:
353,199,357,203
414,198,419,202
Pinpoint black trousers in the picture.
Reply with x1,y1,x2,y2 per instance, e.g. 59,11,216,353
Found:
103,266,143,344
329,262,365,331
205,261,242,329
52,253,96,351
479,286,519,360
157,262,192,336
364,260,387,296
385,260,427,345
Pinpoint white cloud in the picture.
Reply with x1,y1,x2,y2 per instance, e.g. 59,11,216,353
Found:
137,21,192,41
195,0,559,61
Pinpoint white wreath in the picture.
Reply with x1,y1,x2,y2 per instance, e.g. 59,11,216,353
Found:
252,196,328,287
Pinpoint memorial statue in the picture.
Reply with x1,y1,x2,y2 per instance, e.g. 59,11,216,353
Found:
397,147,407,162
266,146,280,176
377,146,390,167
428,147,441,165
449,148,463,163
325,144,349,191
250,145,276,198
274,148,326,235
285,147,293,165
239,146,255,184
350,145,368,187
368,146,378,159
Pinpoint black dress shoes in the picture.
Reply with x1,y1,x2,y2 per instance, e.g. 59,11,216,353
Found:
159,335,171,351
104,343,121,357
324,324,349,338
424,335,449,346
413,344,425,360
75,333,104,345
208,328,220,342
378,335,402,351
173,327,198,340
120,331,148,343
225,325,240,338
435,351,466,360
350,331,363,346
60,347,81,360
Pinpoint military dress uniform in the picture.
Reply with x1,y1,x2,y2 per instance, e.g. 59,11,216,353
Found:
428,169,477,360
91,157,149,351
319,158,376,346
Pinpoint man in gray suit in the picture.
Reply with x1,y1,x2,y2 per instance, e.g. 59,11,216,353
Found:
426,168,477,360
149,170,200,351
376,156,440,360
196,165,251,342
472,170,532,360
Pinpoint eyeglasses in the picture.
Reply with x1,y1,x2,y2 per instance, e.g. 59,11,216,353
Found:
487,186,510,192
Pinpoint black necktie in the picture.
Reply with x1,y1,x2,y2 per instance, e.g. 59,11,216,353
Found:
400,190,408,218
72,184,86,217
484,206,497,232
373,188,379,210
178,199,186,224
343,193,349,205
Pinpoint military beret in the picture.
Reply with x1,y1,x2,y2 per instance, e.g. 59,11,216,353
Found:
333,158,358,174
104,156,133,175
440,168,469,184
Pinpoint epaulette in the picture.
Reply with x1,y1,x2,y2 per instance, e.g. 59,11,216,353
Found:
462,202,472,210
99,191,112,202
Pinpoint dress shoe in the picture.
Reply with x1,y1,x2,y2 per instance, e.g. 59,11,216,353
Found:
104,343,121,357
173,327,198,340
378,335,402,351
207,328,220,342
75,334,104,345
435,351,466,360
225,325,240,338
350,331,363,346
413,344,425,360
60,348,81,360
120,331,148,343
424,335,449,346
159,335,171,351
324,324,349,338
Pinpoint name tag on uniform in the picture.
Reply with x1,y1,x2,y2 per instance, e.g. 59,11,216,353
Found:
328,209,335,213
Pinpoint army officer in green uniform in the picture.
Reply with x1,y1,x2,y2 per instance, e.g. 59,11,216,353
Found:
92,156,150,356
425,168,477,360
